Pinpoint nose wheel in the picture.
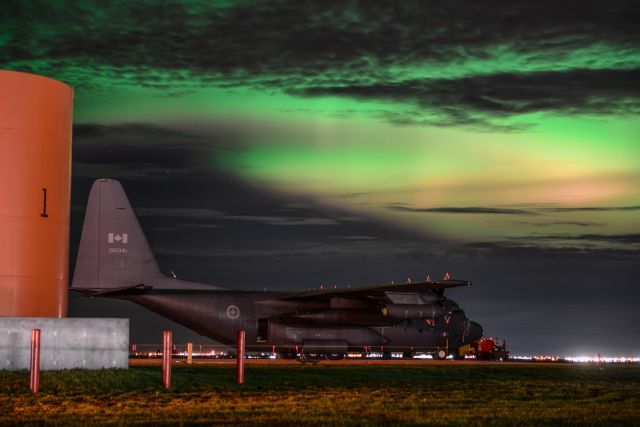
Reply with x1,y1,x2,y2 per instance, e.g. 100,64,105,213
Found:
432,348,448,360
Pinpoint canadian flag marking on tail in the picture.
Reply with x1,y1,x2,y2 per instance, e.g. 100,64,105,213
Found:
108,233,128,244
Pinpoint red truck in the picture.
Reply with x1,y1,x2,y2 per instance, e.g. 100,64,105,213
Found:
458,337,509,361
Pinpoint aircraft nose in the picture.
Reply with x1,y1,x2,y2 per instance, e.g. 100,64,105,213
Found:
468,321,483,342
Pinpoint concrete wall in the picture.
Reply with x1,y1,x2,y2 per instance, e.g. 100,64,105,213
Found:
0,317,128,370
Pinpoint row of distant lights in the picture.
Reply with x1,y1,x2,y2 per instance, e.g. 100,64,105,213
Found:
511,355,640,363
133,351,640,363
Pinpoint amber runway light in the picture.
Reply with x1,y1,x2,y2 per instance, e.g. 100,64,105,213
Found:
0,70,73,317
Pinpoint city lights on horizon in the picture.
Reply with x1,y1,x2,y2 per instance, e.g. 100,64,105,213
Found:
510,355,640,363
130,344,640,364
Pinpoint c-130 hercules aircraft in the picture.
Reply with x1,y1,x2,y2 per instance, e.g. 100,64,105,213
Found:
72,179,483,360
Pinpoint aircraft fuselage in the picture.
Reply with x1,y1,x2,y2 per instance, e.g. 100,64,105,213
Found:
119,288,481,356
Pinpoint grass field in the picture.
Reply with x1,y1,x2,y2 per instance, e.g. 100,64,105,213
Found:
1,363,639,426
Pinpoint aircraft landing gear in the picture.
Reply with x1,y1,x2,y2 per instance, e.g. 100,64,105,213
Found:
325,353,345,361
302,351,321,360
297,352,322,364
432,348,448,360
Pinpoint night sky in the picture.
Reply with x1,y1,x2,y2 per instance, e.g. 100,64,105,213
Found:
3,1,639,356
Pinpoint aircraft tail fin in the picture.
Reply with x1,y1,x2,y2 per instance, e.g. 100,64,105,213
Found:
71,179,164,290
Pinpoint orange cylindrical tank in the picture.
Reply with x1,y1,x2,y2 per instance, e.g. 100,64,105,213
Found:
0,70,73,317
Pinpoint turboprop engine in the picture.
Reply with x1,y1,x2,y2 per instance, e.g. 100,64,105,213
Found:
381,303,445,319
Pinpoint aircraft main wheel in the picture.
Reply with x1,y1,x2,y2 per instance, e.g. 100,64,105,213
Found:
433,348,447,360
325,353,345,361
303,352,321,360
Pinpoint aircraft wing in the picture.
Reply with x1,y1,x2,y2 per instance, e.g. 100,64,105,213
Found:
280,279,471,301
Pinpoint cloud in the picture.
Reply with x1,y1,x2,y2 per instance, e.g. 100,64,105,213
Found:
386,204,534,215
327,235,377,241
73,123,195,139
508,233,640,244
8,1,635,75
3,1,638,128
539,205,640,213
459,231,640,261
291,68,640,127
222,215,340,226
72,123,212,172
172,223,221,229
338,192,372,199
387,203,640,217
136,208,225,219
462,241,640,260
512,221,607,228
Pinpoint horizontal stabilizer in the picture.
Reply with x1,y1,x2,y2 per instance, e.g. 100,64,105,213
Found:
71,284,152,297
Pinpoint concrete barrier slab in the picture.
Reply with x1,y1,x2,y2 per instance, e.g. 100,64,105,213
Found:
0,317,129,370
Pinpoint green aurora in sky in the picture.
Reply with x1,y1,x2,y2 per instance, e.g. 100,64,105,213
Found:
2,0,639,249
3,0,640,355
